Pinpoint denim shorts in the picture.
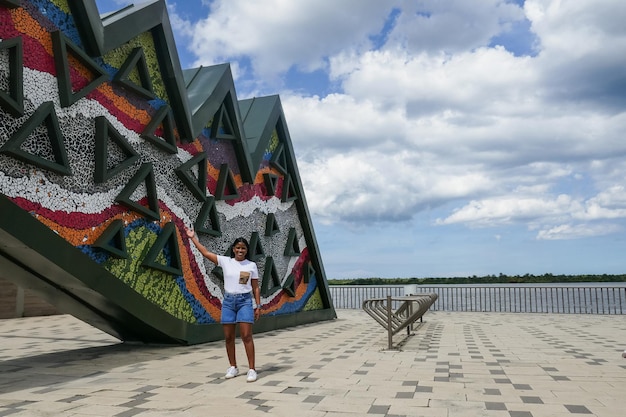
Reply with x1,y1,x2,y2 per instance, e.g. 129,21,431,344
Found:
221,292,254,324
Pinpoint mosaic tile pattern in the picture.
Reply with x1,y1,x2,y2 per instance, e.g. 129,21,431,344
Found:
0,0,333,342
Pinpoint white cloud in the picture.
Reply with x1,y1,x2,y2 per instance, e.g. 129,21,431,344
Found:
386,0,526,54
179,0,626,243
435,194,580,227
575,186,626,221
298,149,495,224
536,223,622,240
185,0,401,86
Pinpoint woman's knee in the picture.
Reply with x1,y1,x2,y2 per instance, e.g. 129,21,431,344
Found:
241,332,254,344
239,324,253,343
223,325,236,342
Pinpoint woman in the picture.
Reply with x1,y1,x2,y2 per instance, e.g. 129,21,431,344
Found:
186,227,261,382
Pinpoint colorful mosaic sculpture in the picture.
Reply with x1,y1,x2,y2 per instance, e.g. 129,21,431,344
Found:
0,0,336,344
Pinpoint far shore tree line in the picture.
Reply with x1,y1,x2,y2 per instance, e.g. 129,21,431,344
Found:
327,273,626,286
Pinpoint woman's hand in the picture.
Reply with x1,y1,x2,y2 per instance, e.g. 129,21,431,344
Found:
185,227,195,239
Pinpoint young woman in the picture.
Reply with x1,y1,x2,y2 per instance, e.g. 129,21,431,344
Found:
186,228,261,382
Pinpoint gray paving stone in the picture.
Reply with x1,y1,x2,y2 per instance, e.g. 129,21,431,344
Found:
0,310,625,417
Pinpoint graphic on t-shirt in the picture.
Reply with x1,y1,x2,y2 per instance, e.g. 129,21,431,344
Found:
239,271,251,284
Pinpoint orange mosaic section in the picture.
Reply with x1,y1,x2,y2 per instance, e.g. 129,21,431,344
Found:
177,234,222,318
11,7,153,132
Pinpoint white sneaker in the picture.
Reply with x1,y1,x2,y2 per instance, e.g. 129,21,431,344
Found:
246,369,257,382
225,366,239,379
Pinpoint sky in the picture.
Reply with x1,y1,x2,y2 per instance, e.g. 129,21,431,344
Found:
94,0,626,279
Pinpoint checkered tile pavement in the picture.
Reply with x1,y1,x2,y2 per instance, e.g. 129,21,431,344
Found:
1,310,625,416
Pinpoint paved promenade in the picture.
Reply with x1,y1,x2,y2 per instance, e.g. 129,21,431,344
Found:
1,310,625,417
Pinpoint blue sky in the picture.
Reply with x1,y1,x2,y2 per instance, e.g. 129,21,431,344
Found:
95,0,626,279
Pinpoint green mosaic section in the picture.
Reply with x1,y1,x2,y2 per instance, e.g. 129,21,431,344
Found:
304,288,323,311
103,32,167,100
103,226,196,323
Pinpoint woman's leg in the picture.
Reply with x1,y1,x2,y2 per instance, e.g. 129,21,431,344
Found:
223,323,237,366
239,322,255,370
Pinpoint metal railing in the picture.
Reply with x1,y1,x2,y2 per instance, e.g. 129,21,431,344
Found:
329,284,626,314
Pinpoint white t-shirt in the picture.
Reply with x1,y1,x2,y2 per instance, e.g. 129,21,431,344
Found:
217,255,259,294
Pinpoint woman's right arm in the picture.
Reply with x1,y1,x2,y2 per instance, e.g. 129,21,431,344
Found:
185,227,218,265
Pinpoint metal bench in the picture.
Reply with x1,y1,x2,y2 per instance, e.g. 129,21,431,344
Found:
362,293,438,350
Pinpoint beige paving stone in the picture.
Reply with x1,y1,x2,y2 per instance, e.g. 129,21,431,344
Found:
69,394,132,407
65,404,131,415
387,404,448,417
373,396,431,407
110,411,174,417
312,397,373,414
8,400,82,414
2,310,626,416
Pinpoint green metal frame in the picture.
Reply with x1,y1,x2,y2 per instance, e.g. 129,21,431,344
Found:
182,65,254,182
263,172,279,196
93,219,129,259
94,116,140,183
113,47,156,99
140,105,178,154
283,272,296,297
51,30,108,107
194,196,221,237
175,152,208,202
0,101,72,176
114,163,160,221
0,0,20,8
0,37,23,116
284,227,300,256
214,163,240,200
281,174,297,203
141,221,183,276
260,256,282,297
264,213,280,237
248,231,265,262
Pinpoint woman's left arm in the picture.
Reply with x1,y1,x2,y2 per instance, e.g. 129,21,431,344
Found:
251,279,261,320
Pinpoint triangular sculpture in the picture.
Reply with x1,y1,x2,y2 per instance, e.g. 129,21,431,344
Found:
141,105,177,154
265,213,280,237
214,163,240,200
0,0,337,346
194,196,221,236
0,101,72,176
0,37,23,116
282,272,296,297
50,30,108,107
93,219,129,259
284,227,300,256
263,173,279,196
281,174,297,202
114,163,160,221
304,262,315,284
212,104,237,140
270,142,288,176
113,47,155,99
94,116,140,183
142,222,183,276
261,256,282,296
248,231,265,262
175,152,207,202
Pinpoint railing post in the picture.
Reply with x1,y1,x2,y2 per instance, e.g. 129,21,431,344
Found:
387,295,392,350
